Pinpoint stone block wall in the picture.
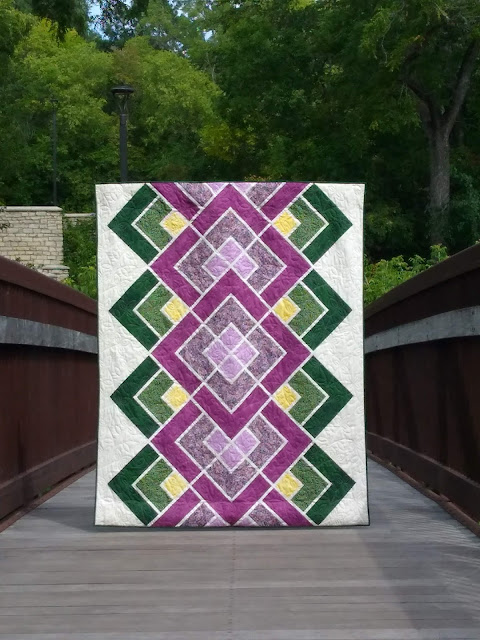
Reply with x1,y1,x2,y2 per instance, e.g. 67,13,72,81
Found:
0,206,69,281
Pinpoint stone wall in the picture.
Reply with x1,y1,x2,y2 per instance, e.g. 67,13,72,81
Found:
0,206,69,281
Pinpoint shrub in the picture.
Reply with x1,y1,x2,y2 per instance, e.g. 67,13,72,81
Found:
364,245,448,306
63,217,97,298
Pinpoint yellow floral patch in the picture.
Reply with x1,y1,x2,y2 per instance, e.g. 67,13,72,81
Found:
162,384,189,410
163,297,188,323
273,297,298,322
273,210,298,236
274,384,298,410
162,472,188,498
276,472,302,498
161,211,187,236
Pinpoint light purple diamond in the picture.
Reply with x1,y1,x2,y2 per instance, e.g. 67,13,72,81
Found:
234,254,257,279
219,238,243,263
205,255,228,277
235,428,259,455
220,444,244,470
205,427,230,454
221,325,243,349
219,355,243,380
204,340,228,365
234,340,257,366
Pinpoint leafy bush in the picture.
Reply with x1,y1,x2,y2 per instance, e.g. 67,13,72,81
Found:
63,217,97,298
364,245,448,306
64,261,97,299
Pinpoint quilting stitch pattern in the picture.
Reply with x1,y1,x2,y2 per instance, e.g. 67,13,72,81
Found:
96,181,367,527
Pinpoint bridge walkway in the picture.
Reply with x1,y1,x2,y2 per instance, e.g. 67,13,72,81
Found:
0,460,479,639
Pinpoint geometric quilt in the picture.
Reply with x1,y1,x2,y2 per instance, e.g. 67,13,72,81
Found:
95,182,368,527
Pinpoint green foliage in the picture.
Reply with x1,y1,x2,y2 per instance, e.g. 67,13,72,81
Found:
63,217,97,297
137,0,204,54
0,20,117,210
0,0,33,63
0,17,222,210
1,0,480,287
64,262,97,298
98,0,151,46
448,162,480,252
364,245,449,306
187,0,480,256
114,36,222,181
29,0,89,38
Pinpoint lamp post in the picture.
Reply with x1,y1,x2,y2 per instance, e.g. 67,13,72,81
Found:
111,85,134,183
51,97,58,206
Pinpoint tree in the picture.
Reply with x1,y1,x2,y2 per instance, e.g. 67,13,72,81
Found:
0,0,32,63
97,0,150,45
199,0,480,253
0,20,118,210
353,0,480,243
135,0,205,54
2,0,480,263
0,19,223,209
14,0,89,37
112,36,223,180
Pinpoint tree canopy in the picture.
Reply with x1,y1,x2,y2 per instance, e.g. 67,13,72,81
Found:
1,0,480,261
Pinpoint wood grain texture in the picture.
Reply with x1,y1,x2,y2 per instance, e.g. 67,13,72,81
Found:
0,461,479,639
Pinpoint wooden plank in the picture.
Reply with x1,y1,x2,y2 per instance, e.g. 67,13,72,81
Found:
0,461,479,639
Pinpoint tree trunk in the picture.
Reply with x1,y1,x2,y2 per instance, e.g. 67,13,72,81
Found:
404,39,480,247
428,128,450,245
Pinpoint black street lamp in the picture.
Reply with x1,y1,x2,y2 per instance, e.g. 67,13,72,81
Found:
51,97,58,206
111,85,134,183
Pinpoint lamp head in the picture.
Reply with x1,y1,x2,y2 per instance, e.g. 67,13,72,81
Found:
111,85,134,114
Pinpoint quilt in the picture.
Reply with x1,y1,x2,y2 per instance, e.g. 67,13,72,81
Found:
95,182,368,527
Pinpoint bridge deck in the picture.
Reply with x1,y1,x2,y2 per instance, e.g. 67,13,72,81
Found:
0,460,479,639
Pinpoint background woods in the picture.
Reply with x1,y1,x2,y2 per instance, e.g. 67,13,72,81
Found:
1,0,480,297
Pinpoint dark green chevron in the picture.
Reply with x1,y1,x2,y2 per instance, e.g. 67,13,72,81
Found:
108,445,159,525
301,272,351,349
301,357,352,437
304,444,355,524
111,357,160,437
303,185,352,262
108,184,159,262
110,270,159,349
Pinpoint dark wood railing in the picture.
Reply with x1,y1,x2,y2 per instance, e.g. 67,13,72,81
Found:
2,241,480,524
0,257,98,520
365,244,480,522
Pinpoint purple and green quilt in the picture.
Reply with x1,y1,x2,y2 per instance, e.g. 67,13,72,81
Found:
95,182,368,527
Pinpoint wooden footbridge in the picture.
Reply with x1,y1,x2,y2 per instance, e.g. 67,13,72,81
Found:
1,246,479,638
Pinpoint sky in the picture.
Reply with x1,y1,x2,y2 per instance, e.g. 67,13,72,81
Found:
89,2,100,19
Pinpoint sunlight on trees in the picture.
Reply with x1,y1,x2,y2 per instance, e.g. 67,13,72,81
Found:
1,0,480,298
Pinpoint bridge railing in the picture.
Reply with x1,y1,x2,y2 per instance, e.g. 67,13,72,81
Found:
3,243,479,523
365,244,480,522
0,256,98,520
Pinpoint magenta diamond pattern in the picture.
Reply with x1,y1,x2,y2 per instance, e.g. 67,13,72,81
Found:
99,182,366,528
